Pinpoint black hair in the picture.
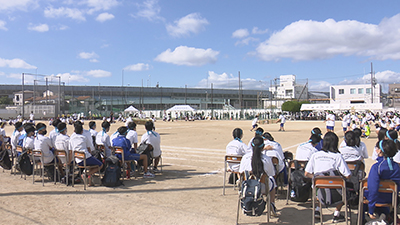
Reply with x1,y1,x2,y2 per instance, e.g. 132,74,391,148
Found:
311,127,322,135
14,122,23,130
386,130,400,150
344,131,357,147
321,132,339,153
24,124,35,134
74,120,83,126
74,123,83,134
89,121,96,129
118,126,128,135
232,128,243,139
36,122,47,133
145,121,154,131
251,136,265,179
57,122,67,133
378,128,388,141
101,121,110,129
262,132,274,141
52,118,61,127
128,122,137,130
352,128,362,147
376,140,398,158
310,134,322,145
255,127,264,136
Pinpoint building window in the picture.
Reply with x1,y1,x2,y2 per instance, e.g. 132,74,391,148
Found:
394,88,400,93
366,88,371,94
358,88,363,94
350,88,356,94
338,89,344,94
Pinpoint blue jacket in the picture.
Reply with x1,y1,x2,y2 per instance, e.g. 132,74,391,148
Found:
112,135,132,160
367,156,400,214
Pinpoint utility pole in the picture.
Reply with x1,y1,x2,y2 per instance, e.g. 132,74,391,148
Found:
371,62,374,103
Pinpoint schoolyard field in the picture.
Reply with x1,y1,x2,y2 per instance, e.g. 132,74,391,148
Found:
0,119,377,225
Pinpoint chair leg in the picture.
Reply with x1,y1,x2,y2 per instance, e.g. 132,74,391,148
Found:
236,194,241,225
312,187,315,225
223,162,227,195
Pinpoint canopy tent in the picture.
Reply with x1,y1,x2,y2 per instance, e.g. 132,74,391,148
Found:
166,105,195,112
124,105,139,112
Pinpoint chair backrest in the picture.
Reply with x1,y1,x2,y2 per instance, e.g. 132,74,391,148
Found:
346,161,365,172
16,146,23,153
114,146,123,154
225,155,242,164
54,149,67,158
314,176,346,189
289,160,307,169
360,178,397,194
74,151,86,160
32,149,42,157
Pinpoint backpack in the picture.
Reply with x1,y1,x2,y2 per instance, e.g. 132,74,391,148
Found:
289,160,312,202
102,155,123,187
346,161,364,208
17,151,33,175
239,172,266,216
91,149,105,173
0,149,12,170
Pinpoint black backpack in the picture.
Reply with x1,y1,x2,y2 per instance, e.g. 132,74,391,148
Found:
102,155,122,187
289,160,312,202
17,151,33,175
0,149,12,170
239,172,266,216
346,161,364,208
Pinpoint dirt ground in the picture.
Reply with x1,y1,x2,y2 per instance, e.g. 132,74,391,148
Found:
0,119,379,225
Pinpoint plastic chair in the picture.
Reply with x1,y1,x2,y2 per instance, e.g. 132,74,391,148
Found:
72,151,101,190
357,179,397,225
31,149,56,186
312,176,349,225
223,155,242,195
236,172,271,225
113,146,136,179
286,160,308,204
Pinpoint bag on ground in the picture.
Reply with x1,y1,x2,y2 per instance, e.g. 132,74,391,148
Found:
240,174,266,216
289,160,311,202
17,151,33,175
0,149,12,170
102,155,122,187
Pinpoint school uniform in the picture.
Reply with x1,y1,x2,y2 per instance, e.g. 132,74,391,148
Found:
69,133,102,166
305,151,350,177
11,130,21,152
89,129,98,139
96,131,112,157
263,140,285,173
326,114,336,130
34,134,55,164
55,133,70,164
278,114,286,127
23,136,34,150
225,139,247,172
126,130,138,148
71,129,95,152
295,142,318,161
112,135,140,161
141,130,161,158
110,131,119,146
49,128,58,147
251,117,258,128
339,146,363,162
339,140,368,160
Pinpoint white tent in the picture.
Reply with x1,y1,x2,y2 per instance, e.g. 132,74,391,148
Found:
166,105,195,112
124,105,139,112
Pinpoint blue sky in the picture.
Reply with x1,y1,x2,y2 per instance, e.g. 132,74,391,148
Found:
1,0,400,92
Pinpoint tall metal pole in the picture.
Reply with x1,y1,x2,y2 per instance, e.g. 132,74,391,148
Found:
22,73,25,119
371,62,374,103
122,70,124,108
185,84,187,105
58,76,61,117
211,83,214,119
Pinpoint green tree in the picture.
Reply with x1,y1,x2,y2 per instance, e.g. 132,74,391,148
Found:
281,100,309,112
0,96,12,105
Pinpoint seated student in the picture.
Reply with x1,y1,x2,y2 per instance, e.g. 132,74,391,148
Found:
49,118,61,147
126,122,138,150
371,128,391,161
34,123,65,178
239,136,277,216
88,121,98,146
311,127,323,151
95,121,112,157
71,121,95,153
22,124,35,150
304,132,351,222
295,133,321,161
353,128,369,159
247,127,264,153
55,122,72,166
140,121,161,172
113,126,155,178
69,123,102,185
262,132,285,173
11,122,24,154
361,121,371,138
225,128,248,184
363,140,400,221
338,131,363,162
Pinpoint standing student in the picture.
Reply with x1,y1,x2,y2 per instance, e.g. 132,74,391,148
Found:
276,112,286,131
325,110,336,132
304,132,351,222
250,115,259,131
340,111,351,135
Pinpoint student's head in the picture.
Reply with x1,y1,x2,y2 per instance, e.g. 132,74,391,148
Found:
14,122,23,131
57,122,67,134
386,130,400,150
322,132,339,153
74,123,83,135
309,134,322,146
251,136,265,178
145,121,154,131
255,127,264,136
128,122,137,130
24,124,35,136
118,126,128,136
344,131,357,147
376,140,398,158
89,121,96,129
232,128,243,139
378,128,388,141
310,127,322,139
52,118,61,128
262,132,274,141
101,121,110,132
36,123,47,135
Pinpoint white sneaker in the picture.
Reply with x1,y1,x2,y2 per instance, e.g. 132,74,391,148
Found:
143,172,155,178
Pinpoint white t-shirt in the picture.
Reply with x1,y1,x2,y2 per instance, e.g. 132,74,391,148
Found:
125,117,133,127
96,131,112,157
305,151,351,177
11,130,21,151
264,140,284,162
326,114,335,127
69,133,91,163
295,142,318,161
126,130,138,146
49,128,58,147
141,130,161,157
34,134,54,164
279,115,286,124
339,146,362,162
339,140,368,159
89,128,98,138
252,117,258,126
23,136,34,150
226,139,248,172
55,133,70,164
239,152,275,177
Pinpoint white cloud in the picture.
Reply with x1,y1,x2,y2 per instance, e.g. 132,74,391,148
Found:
96,12,114,22
0,0,38,11
232,29,249,39
46,73,89,83
133,0,164,22
124,63,151,71
78,51,99,62
235,37,259,46
28,23,49,32
155,46,219,66
44,7,86,21
166,13,209,37
86,69,111,77
0,57,36,69
58,24,69,30
0,20,7,31
252,27,268,34
197,71,262,89
82,0,119,14
309,80,332,91
256,14,400,61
